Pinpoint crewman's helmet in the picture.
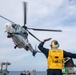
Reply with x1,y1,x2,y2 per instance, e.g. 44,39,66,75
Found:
51,40,59,49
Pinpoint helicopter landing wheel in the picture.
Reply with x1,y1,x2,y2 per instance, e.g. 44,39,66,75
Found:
14,45,18,49
25,46,29,51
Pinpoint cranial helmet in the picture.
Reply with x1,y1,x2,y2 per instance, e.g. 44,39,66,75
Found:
51,40,59,49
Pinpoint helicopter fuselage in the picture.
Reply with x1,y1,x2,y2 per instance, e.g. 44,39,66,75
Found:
6,23,31,50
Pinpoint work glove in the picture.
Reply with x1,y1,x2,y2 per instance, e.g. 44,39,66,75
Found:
44,38,52,42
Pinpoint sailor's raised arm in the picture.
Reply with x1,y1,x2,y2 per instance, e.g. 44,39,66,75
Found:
38,38,51,57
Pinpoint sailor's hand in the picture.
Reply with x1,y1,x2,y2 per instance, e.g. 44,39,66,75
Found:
44,38,52,42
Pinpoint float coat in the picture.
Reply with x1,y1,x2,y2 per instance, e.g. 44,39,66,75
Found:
47,50,63,69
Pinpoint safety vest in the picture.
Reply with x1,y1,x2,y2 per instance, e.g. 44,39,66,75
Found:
47,49,63,69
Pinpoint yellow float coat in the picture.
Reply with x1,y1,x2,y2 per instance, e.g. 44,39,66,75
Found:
47,50,63,69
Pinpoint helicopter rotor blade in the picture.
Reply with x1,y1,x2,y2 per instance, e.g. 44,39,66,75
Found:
27,30,41,42
23,2,27,26
27,28,62,32
0,15,15,24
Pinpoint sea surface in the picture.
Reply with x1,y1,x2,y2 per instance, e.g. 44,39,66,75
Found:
8,71,47,75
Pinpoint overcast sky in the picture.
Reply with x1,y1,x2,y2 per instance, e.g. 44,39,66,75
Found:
0,0,76,71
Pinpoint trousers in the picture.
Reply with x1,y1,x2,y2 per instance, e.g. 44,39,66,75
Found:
47,69,63,75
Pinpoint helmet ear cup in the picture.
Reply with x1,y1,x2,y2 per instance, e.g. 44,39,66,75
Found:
51,40,55,48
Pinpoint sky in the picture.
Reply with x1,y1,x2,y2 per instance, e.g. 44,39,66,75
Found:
0,0,76,71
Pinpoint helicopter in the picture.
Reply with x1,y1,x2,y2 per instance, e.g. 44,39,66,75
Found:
0,2,62,56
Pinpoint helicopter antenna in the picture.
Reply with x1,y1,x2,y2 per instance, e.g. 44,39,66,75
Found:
0,15,15,24
23,2,27,26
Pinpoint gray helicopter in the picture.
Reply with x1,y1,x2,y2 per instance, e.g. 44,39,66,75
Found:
0,2,62,56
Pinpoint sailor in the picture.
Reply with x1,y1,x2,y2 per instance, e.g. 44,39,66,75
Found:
38,38,76,75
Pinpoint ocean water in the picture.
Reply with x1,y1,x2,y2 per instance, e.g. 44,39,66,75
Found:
8,71,47,75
